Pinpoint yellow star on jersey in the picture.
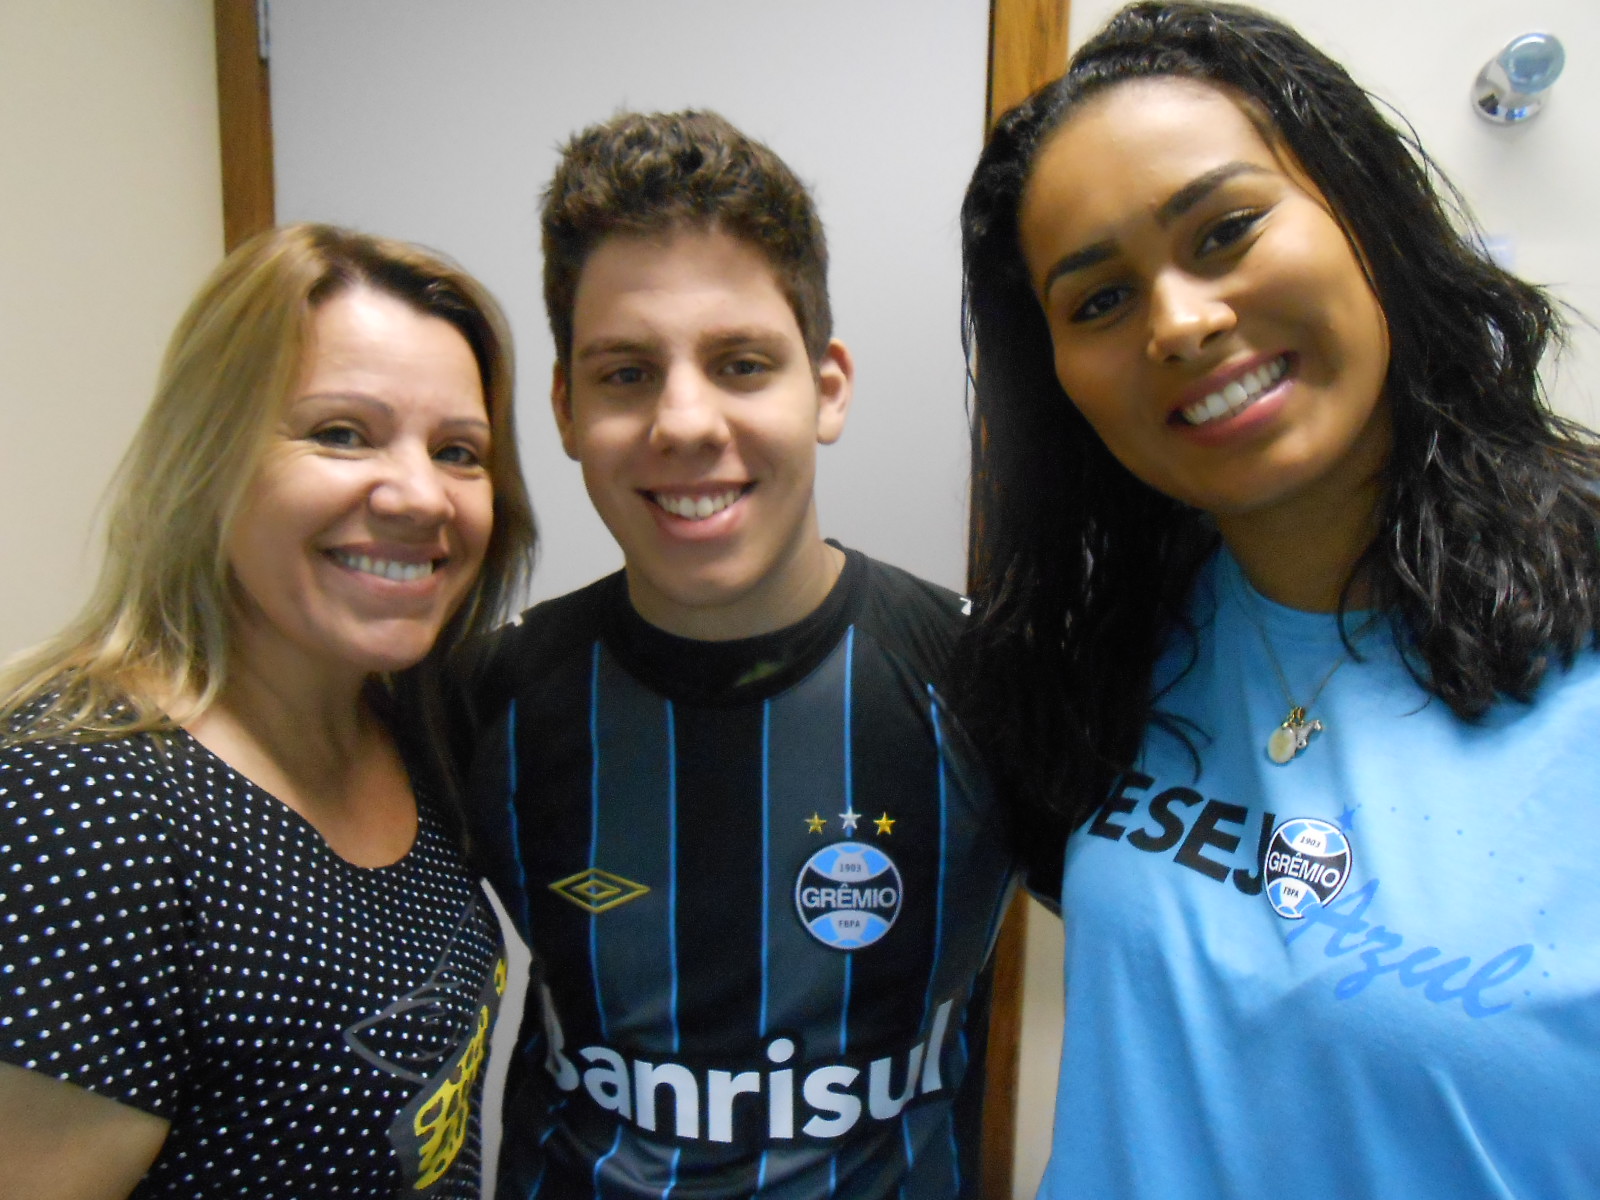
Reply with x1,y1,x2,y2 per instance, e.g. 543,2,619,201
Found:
874,812,895,835
805,812,827,834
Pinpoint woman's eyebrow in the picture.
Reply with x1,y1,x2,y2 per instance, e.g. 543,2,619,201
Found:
1041,160,1272,296
1042,242,1117,294
1155,160,1269,226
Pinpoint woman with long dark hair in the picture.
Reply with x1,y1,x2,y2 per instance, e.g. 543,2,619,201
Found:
962,3,1600,1194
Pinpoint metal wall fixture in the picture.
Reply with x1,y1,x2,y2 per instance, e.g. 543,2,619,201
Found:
1474,32,1566,124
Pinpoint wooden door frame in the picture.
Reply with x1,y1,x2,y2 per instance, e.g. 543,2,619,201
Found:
215,0,274,251
989,0,1073,128
214,2,1072,1194
981,11,1070,1198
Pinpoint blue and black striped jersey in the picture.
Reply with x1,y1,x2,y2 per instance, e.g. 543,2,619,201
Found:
464,547,1016,1198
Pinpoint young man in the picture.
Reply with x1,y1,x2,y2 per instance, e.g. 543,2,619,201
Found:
464,110,1015,1198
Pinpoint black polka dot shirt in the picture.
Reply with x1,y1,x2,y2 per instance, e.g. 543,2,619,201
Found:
1,730,504,1197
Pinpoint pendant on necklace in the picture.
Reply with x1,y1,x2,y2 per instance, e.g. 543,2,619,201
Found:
1267,705,1323,764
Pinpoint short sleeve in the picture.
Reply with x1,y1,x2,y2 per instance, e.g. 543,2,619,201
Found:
0,738,193,1117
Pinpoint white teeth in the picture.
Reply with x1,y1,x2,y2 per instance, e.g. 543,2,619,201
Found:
331,551,435,582
653,488,744,520
1182,355,1288,426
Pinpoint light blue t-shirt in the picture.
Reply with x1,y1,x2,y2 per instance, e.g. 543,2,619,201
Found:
1039,551,1600,1199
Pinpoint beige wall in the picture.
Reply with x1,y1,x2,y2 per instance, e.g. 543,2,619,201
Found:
1012,896,1067,1196
0,2,224,658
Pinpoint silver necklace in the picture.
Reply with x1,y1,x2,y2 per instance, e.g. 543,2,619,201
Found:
1249,621,1349,765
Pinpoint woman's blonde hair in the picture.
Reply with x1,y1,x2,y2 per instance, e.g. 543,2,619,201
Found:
1,223,536,744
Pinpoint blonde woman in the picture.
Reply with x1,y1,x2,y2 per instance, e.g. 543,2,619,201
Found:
0,224,535,1199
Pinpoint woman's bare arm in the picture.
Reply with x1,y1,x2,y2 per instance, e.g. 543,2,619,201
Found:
0,1062,168,1200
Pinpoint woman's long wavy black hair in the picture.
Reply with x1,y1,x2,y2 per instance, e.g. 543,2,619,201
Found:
961,1,1600,883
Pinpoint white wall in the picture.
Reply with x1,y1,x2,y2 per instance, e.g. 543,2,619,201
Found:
0,2,224,657
1008,5,1600,1196
265,4,989,1188
270,0,988,606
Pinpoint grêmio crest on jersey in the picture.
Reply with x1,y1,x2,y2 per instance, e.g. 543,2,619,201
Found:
794,841,904,950
1263,816,1353,919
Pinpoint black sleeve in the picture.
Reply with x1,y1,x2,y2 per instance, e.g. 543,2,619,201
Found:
448,578,617,755
0,738,195,1116
854,556,1051,894
853,557,968,693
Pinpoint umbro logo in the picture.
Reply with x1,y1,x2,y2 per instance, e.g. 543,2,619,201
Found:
549,868,651,914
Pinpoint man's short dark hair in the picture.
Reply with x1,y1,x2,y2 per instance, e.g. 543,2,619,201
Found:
542,109,832,366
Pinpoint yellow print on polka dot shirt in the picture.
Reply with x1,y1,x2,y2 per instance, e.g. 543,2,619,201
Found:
341,900,506,1192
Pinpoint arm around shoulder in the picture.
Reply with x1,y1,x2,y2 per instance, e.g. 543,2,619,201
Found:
0,1062,168,1200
